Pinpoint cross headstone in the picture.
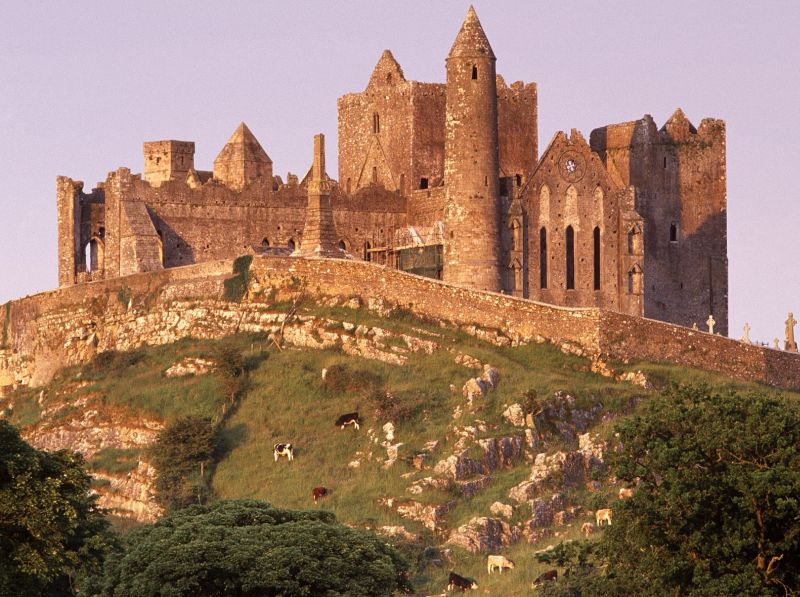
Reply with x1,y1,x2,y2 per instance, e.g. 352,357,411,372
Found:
773,338,780,349
691,323,698,331
741,323,751,344
786,312,798,352
706,315,715,334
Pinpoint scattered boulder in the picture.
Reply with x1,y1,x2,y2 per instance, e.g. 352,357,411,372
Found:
407,477,452,494
395,500,456,532
448,517,520,553
478,436,524,471
434,451,484,480
503,403,526,427
456,475,491,498
164,357,216,378
509,480,539,504
490,502,513,519
378,525,420,542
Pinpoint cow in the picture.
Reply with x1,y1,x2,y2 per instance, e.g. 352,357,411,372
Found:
487,554,515,573
311,486,329,503
618,487,634,499
273,442,294,461
335,412,360,430
596,508,613,526
532,569,558,587
581,522,595,536
447,571,478,592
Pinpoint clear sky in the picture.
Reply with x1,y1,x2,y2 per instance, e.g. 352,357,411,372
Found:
1,1,798,344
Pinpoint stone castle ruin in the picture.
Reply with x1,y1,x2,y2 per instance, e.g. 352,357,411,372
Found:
56,7,728,335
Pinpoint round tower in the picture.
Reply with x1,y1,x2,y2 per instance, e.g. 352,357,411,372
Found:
443,6,502,292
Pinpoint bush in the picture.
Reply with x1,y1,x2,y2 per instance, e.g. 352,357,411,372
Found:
322,363,382,394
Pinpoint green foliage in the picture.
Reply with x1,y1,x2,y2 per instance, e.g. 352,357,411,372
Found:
115,286,132,308
83,499,411,596
88,448,141,475
89,348,145,375
322,363,383,394
0,420,114,596
596,386,800,595
1,301,9,347
149,416,220,512
223,255,253,302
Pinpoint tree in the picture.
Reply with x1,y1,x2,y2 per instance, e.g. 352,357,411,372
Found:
149,416,220,512
83,499,412,596
0,420,113,596
598,385,800,595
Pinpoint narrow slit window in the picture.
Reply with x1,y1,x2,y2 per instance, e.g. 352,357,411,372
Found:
419,177,428,190
372,166,377,183
566,226,575,290
372,113,380,134
670,222,678,243
593,226,601,290
472,65,478,80
539,227,548,289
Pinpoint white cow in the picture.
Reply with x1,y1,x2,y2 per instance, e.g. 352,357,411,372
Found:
487,554,515,574
596,508,613,526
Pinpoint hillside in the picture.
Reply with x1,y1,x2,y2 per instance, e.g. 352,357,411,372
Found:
1,300,794,595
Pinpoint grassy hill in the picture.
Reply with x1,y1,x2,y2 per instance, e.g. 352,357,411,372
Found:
3,302,793,595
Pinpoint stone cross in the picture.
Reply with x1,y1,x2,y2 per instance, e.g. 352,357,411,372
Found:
773,338,781,350
786,312,798,352
741,323,751,344
691,323,698,331
706,315,716,334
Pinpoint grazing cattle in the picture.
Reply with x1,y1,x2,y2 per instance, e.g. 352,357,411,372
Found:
618,487,634,499
581,522,595,536
335,412,360,430
311,486,329,503
273,443,294,462
532,569,558,587
487,554,515,573
596,508,613,526
447,571,478,592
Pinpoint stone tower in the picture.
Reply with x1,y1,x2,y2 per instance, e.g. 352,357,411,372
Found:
143,140,195,186
213,122,273,191
442,6,502,292
294,134,345,258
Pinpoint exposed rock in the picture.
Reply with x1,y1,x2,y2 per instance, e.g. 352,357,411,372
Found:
383,442,403,468
434,451,484,480
456,475,491,497
528,494,565,528
509,480,539,504
454,352,483,369
407,476,452,494
524,428,538,449
530,450,586,486
93,461,162,522
503,403,526,427
395,500,455,532
378,525,421,542
579,432,607,471
490,502,513,519
462,377,489,400
481,365,501,389
478,436,524,471
164,356,216,377
447,516,520,553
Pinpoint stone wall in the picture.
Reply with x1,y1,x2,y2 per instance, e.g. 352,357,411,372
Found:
1,256,797,395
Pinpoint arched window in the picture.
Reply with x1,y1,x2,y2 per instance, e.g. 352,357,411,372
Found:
511,219,522,252
627,225,642,254
566,226,575,290
670,222,678,243
372,112,380,134
593,227,601,290
338,240,346,251
288,238,296,251
628,263,643,294
261,238,270,248
472,65,478,80
539,227,548,289
85,237,105,273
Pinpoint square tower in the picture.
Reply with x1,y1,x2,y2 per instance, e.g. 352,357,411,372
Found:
143,140,195,186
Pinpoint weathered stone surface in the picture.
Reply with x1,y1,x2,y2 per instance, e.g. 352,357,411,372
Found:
164,356,216,378
395,500,456,532
490,501,513,519
503,403,526,427
447,516,521,554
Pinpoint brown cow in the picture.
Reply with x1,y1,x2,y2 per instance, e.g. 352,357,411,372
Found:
581,521,595,536
532,569,558,587
312,486,329,503
596,508,613,526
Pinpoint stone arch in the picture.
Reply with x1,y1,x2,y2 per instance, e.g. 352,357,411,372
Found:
628,263,643,294
538,185,550,226
539,226,548,289
261,238,270,248
85,236,105,273
564,185,579,227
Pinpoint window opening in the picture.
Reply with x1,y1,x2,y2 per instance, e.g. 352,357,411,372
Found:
593,226,601,290
419,177,428,190
539,227,548,289
566,226,575,290
472,65,478,80
670,222,678,242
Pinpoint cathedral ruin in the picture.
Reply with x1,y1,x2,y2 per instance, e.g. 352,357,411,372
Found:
56,7,728,334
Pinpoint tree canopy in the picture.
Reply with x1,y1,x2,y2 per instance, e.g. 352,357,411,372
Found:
0,420,112,596
84,499,412,596
543,385,800,596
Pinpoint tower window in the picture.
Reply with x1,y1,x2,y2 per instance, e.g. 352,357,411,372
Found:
399,173,405,195
288,239,296,251
670,222,678,242
484,175,488,186
372,166,377,184
593,226,601,290
346,178,351,194
566,226,575,290
539,227,548,289
515,174,521,186
373,113,380,134
472,65,478,80
419,177,429,190
262,238,270,248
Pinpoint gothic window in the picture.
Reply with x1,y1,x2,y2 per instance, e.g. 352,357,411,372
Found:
372,112,380,134
670,222,678,243
288,238,296,251
628,263,643,294
484,175,488,186
593,226,601,290
420,177,428,190
627,225,642,254
472,65,478,80
261,238,270,248
338,240,346,250
511,219,522,252
566,226,575,290
539,185,550,225
539,227,548,289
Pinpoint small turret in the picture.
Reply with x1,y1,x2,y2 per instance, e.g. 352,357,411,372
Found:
443,6,502,291
143,140,195,186
213,122,273,191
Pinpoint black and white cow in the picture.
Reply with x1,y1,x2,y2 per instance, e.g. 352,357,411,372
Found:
447,571,478,592
273,442,294,461
335,412,360,430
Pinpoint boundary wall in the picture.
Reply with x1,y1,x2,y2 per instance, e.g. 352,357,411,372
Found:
1,256,797,393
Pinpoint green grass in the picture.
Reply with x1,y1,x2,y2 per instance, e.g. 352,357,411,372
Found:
7,303,800,595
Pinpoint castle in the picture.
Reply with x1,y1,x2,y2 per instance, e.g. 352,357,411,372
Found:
56,7,728,335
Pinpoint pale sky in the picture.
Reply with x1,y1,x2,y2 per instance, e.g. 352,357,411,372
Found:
1,1,798,344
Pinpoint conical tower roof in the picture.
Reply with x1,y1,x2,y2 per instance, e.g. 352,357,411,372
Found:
214,122,272,166
368,49,405,88
448,6,495,60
